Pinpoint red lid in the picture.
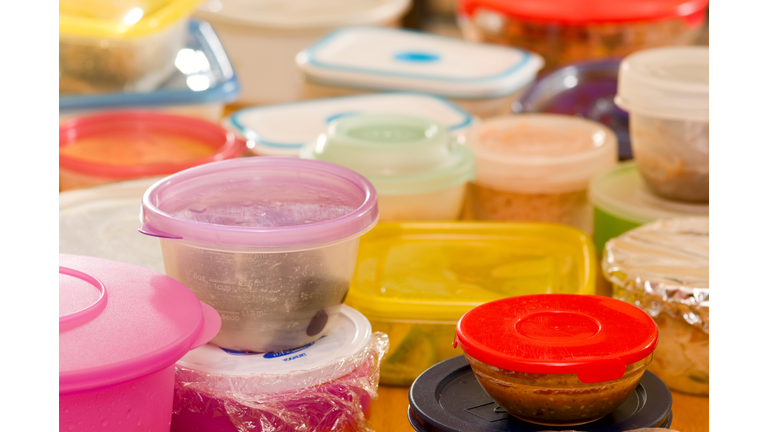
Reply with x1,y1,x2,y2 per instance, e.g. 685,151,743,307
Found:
454,294,658,383
459,0,709,24
59,254,221,394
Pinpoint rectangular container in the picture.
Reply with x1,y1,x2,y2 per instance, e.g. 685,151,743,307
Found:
344,222,596,386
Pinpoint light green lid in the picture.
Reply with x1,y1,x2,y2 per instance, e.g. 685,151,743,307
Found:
300,114,475,196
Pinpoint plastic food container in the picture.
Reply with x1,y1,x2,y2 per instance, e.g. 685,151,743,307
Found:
589,162,709,255
603,217,709,396
194,0,410,104
300,114,475,222
59,0,203,94
346,221,596,386
463,114,617,234
616,46,709,203
60,254,221,432
225,92,476,157
513,58,633,160
59,111,246,192
457,0,708,70
140,157,379,353
455,294,658,426
171,306,387,432
60,19,239,123
296,26,544,119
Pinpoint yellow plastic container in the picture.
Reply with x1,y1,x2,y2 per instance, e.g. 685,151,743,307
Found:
345,222,596,386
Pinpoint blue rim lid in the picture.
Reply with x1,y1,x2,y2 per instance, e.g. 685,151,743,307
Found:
59,19,239,112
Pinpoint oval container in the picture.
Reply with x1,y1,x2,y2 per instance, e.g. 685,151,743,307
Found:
60,254,221,432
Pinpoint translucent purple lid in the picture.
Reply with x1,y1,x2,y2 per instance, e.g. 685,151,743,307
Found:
140,157,378,248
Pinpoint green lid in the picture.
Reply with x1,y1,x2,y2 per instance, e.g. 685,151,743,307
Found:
300,114,475,196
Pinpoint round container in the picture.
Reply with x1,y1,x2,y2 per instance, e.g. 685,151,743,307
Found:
194,0,411,104
140,157,379,353
171,306,387,432
301,114,475,222
513,58,633,160
462,114,617,234
59,111,246,192
589,162,709,255
457,0,708,70
454,294,658,426
603,217,709,396
60,254,221,432
615,46,709,203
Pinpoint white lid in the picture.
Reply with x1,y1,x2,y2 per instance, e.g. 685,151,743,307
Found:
59,178,166,274
296,27,544,99
224,92,477,156
615,46,709,121
463,114,617,193
589,162,709,224
196,0,410,29
176,305,372,393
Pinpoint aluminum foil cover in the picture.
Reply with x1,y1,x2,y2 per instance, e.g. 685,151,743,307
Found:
602,217,709,333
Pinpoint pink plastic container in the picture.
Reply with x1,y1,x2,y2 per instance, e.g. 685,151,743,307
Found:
59,254,222,432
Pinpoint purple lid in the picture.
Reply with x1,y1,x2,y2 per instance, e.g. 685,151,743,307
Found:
140,157,379,248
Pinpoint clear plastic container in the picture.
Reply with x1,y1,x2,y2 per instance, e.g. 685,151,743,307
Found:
345,222,596,386
457,0,708,71
140,157,379,353
462,114,617,234
59,19,239,123
59,0,203,94
194,0,411,104
300,114,475,222
296,26,543,119
455,295,658,426
616,46,709,203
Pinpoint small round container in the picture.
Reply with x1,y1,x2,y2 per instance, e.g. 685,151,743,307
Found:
60,254,221,432
589,162,709,255
300,114,475,222
603,217,709,396
171,306,387,432
454,294,658,426
457,0,708,70
140,157,379,353
615,46,709,203
59,111,246,192
463,114,617,234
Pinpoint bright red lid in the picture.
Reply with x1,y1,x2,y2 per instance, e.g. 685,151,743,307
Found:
59,254,221,394
460,0,709,24
454,294,658,383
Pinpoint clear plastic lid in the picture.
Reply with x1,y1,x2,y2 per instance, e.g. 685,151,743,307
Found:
300,114,475,195
225,92,476,156
296,26,544,99
615,46,709,121
463,114,618,193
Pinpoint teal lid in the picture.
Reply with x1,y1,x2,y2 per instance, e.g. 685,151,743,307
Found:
300,114,475,196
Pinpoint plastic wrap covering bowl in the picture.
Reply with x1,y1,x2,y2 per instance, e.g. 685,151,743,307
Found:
171,306,388,432
603,217,709,395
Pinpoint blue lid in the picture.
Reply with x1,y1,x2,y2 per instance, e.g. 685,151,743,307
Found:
59,19,239,112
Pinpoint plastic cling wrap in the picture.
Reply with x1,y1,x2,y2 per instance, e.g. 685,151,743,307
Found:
171,332,388,432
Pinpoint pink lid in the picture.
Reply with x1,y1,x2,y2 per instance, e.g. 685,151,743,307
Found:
59,254,222,394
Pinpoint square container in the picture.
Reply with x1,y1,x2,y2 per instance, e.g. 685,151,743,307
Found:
60,19,239,123
296,26,543,119
60,0,203,94
462,114,617,234
616,46,709,203
224,92,476,157
194,0,411,104
345,221,596,386
457,0,708,71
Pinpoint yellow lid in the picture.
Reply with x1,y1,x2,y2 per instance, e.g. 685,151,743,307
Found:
59,0,202,39
346,222,596,321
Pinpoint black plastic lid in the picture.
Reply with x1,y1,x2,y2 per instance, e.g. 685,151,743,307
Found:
408,356,672,432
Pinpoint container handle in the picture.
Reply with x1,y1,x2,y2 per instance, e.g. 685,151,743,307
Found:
191,302,222,350
138,223,183,239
